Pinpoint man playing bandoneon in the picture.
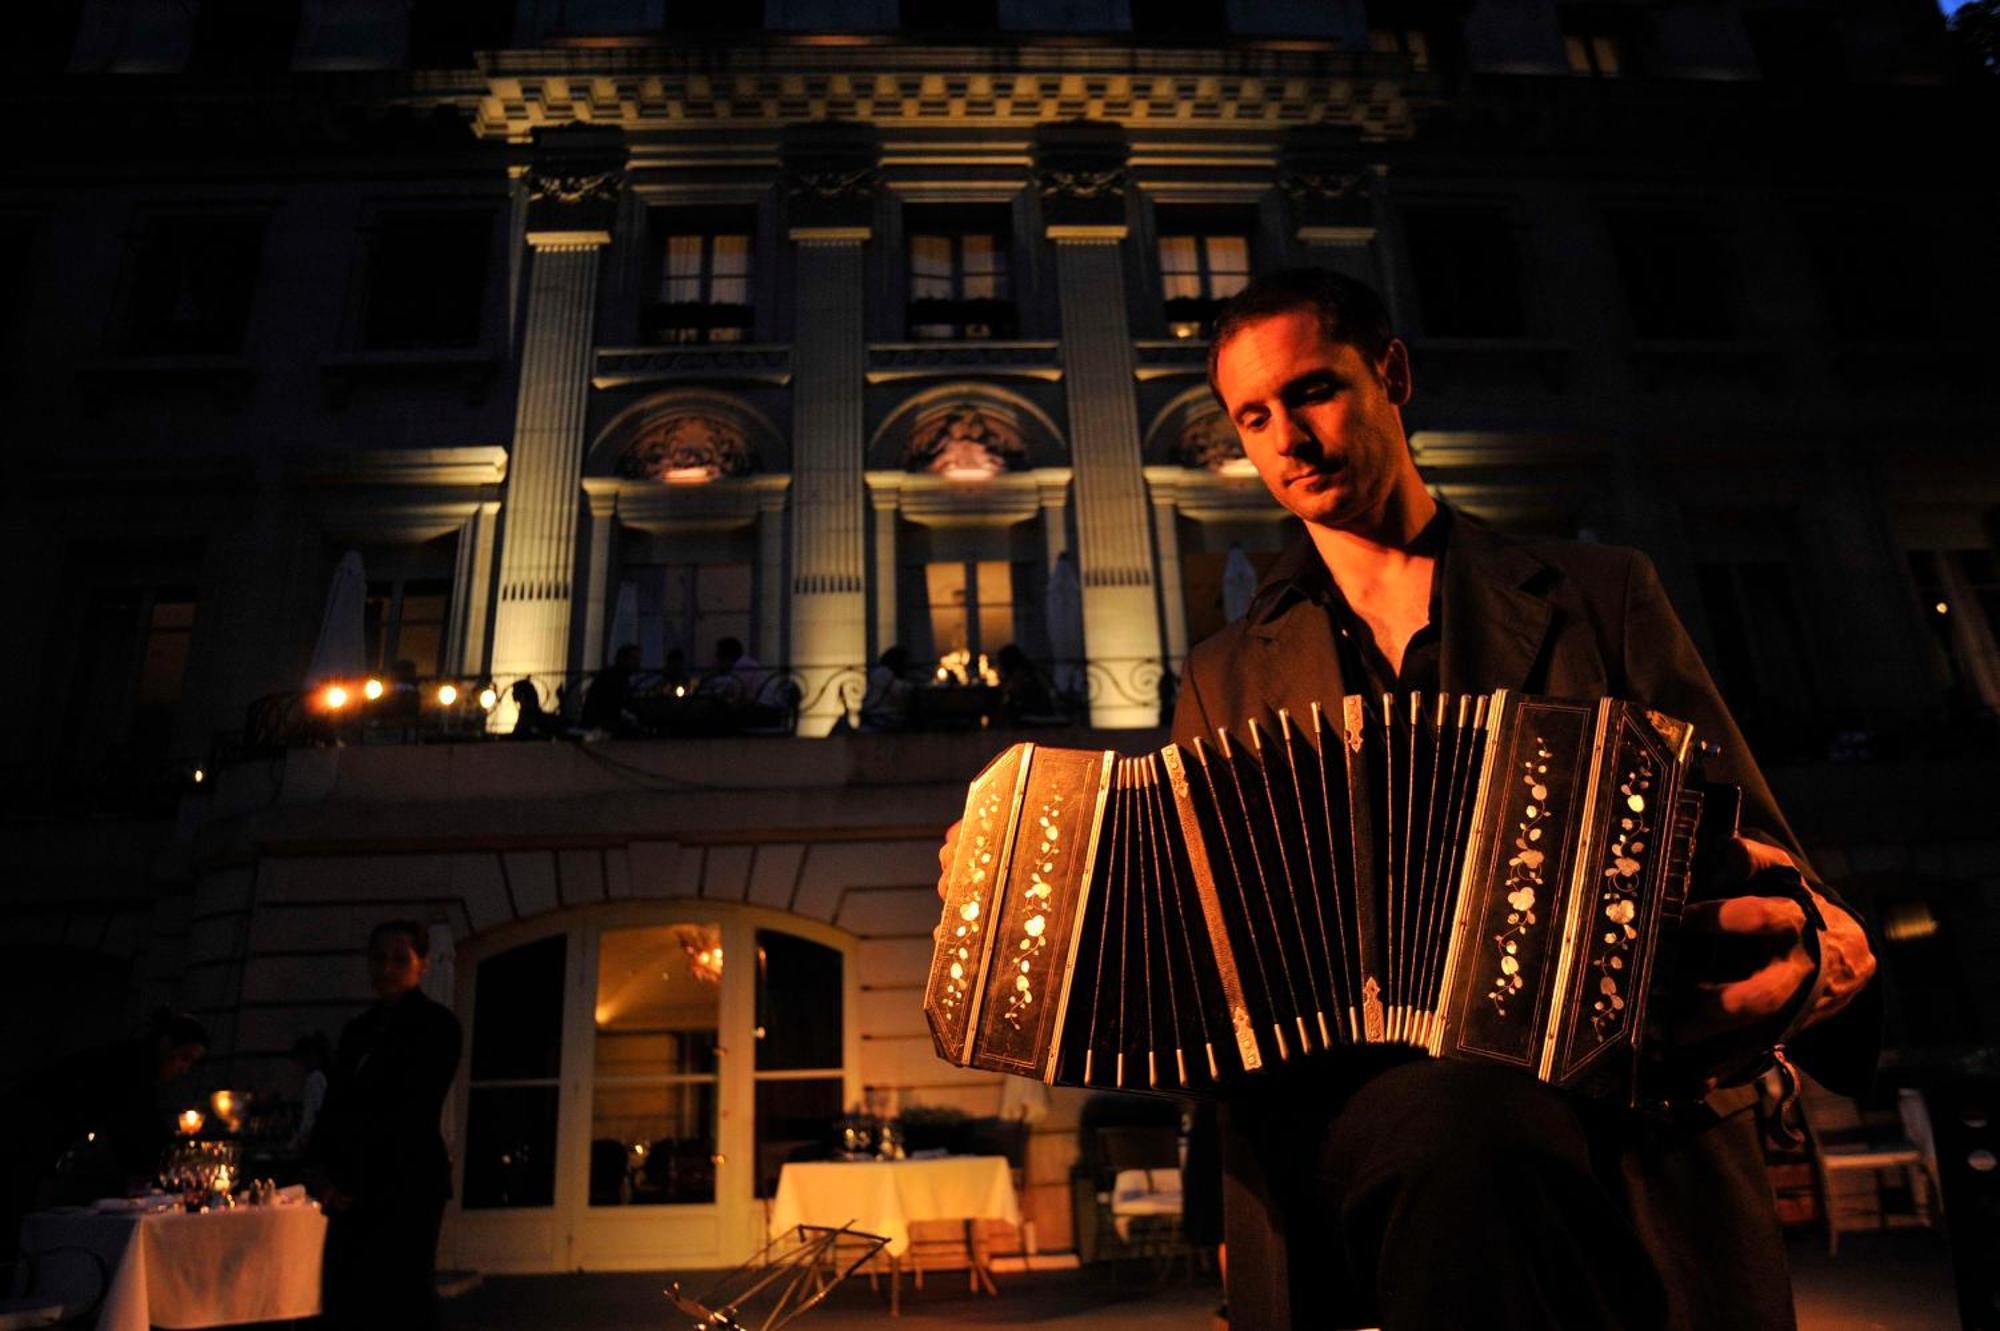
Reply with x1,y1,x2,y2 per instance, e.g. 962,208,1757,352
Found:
938,268,1876,1329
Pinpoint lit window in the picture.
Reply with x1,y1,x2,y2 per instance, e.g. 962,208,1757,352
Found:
1565,31,1622,77
907,211,1013,340
651,220,755,345
1158,226,1250,339
925,560,1015,660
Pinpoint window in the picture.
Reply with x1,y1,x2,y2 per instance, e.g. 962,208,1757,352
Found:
362,211,493,351
60,584,198,784
664,0,765,28
364,577,451,677
1564,28,1623,77
900,0,997,30
591,924,722,1206
907,211,1013,340
1370,24,1434,69
463,936,567,1209
752,930,845,1199
1744,9,1845,84
1133,0,1226,37
1560,6,1641,78
125,215,265,355
188,0,302,74
619,561,754,670
1796,213,1934,341
925,560,1016,661
407,0,514,68
353,536,457,677
1606,211,1738,340
647,215,755,345
6,0,85,73
1157,218,1251,339
1401,205,1527,337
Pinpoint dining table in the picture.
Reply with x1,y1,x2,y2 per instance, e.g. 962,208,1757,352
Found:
767,1155,1021,1315
16,1196,326,1331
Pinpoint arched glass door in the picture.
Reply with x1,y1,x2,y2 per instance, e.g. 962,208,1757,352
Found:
448,906,855,1272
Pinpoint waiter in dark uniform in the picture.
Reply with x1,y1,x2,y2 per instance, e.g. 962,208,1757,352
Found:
311,919,463,1331
1174,268,1878,1329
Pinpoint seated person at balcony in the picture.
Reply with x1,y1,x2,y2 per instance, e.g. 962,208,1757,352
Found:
859,645,915,732
582,643,644,736
995,643,1061,725
310,920,462,1331
1177,267,1877,1329
698,636,787,729
507,678,562,739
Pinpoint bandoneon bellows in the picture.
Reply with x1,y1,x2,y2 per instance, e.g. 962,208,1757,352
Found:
924,690,1722,1108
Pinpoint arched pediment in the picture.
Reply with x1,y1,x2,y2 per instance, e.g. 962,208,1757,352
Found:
587,391,785,484
866,384,1066,475
1142,385,1257,477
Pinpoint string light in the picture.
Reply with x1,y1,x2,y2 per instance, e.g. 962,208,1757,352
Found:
477,685,498,710
363,678,385,701
322,685,349,710
436,683,459,706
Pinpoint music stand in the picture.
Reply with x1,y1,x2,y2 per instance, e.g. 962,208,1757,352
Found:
664,1223,891,1330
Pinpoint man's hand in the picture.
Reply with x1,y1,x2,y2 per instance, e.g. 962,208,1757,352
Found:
1674,836,1876,1046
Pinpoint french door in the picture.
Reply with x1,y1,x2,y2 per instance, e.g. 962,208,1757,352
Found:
447,904,855,1272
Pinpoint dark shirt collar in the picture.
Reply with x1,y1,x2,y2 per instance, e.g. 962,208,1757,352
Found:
1247,502,1454,627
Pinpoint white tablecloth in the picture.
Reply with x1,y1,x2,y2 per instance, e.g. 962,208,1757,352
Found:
768,1157,1021,1258
19,1203,326,1331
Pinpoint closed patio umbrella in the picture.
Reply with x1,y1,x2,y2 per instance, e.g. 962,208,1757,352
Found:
306,550,368,686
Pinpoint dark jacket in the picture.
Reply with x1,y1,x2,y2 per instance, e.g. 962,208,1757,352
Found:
1172,511,1878,1330
313,988,463,1209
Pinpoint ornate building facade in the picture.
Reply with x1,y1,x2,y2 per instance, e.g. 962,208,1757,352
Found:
3,0,1996,1273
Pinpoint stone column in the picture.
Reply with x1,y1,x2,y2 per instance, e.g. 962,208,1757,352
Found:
487,129,625,723
870,485,900,658
783,123,879,734
578,484,619,673
1282,130,1387,294
447,499,501,676
1040,122,1163,728
756,491,788,664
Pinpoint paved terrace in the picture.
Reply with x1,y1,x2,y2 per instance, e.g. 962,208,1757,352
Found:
437,1231,1955,1331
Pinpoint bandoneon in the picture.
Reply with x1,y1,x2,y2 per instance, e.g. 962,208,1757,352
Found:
924,690,1733,1108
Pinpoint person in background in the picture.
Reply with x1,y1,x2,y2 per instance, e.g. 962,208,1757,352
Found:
995,644,1059,725
507,678,562,739
13,1008,209,1213
581,643,643,735
859,645,914,732
288,1032,331,1153
310,921,463,1331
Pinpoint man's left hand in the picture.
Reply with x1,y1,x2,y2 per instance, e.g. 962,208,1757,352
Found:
1674,836,1876,1047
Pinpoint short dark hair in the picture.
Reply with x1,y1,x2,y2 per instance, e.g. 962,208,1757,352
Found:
148,1006,211,1050
369,918,431,958
1205,267,1398,404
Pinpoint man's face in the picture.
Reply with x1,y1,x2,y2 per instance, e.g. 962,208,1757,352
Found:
368,931,428,1002
1213,309,1414,532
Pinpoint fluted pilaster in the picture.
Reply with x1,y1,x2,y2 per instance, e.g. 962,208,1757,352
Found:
788,228,871,733
1052,227,1165,728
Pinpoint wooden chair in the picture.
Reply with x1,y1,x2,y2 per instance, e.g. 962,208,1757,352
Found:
1798,1076,1942,1255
